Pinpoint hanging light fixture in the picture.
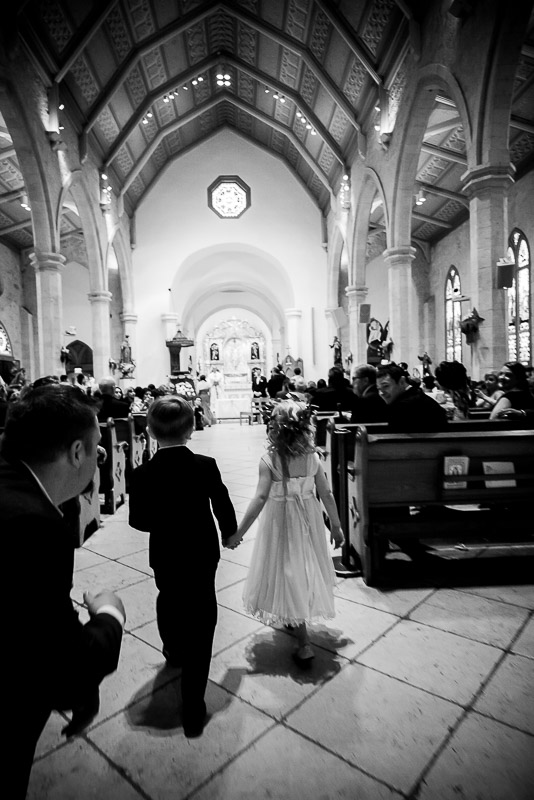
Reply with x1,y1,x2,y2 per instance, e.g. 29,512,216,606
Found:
415,187,427,206
20,193,31,210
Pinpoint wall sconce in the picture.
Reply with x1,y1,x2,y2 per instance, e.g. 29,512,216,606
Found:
20,193,31,211
109,357,118,372
60,346,71,364
339,172,351,210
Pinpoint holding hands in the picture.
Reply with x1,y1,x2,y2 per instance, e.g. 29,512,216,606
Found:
330,524,344,550
224,528,244,549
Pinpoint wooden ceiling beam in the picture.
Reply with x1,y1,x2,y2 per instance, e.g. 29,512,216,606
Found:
118,94,333,200
55,0,121,84
420,143,467,165
313,0,381,84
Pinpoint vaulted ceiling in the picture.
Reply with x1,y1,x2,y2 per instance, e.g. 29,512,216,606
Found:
0,0,533,253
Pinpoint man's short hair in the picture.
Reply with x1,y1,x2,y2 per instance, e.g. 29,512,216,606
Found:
376,363,406,383
1,384,97,464
98,377,116,395
147,396,194,442
353,364,377,384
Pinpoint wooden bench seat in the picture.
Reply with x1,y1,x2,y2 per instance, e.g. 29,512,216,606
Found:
337,425,534,586
99,419,127,513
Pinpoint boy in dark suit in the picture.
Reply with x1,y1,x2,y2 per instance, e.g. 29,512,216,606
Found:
128,396,236,737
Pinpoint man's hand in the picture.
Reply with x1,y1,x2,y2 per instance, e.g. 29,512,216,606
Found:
84,590,126,621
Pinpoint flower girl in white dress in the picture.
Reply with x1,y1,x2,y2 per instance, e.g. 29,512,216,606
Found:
224,400,344,663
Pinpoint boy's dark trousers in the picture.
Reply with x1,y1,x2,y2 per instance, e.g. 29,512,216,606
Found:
154,568,217,721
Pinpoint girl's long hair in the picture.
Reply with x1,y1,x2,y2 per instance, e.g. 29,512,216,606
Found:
267,400,315,479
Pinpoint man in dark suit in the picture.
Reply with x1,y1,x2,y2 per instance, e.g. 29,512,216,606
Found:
251,368,268,397
128,396,237,737
350,364,388,423
376,362,447,431
96,377,130,422
1,384,125,798
312,367,357,414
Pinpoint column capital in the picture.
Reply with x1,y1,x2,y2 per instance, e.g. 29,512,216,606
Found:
29,251,66,272
461,164,515,199
345,285,368,300
88,290,112,304
161,312,179,324
284,308,302,319
383,246,416,267
120,312,138,324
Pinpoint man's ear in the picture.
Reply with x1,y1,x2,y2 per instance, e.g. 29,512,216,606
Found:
68,438,85,468
399,376,408,389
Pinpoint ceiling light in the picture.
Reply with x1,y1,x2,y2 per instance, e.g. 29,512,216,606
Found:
20,193,30,210
343,174,349,180
301,116,306,123
197,76,204,82
306,123,312,129
163,95,169,102
101,173,108,180
224,80,230,86
311,129,316,135
415,188,427,205
265,87,270,93
224,74,230,80
183,86,188,90
217,80,224,86
58,103,65,110
216,73,224,80
374,104,380,112
142,117,148,124
192,79,198,86
374,123,381,131
273,92,279,100
147,111,153,118
296,111,301,118
280,96,286,103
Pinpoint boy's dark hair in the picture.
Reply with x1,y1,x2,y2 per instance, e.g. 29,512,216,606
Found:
353,364,377,383
376,363,406,383
1,384,97,464
148,396,194,442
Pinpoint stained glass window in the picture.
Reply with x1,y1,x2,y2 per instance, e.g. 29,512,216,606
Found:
506,229,531,365
445,266,462,361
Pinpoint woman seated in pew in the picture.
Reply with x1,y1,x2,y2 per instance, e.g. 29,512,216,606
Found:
490,362,534,419
433,360,471,421
474,371,504,409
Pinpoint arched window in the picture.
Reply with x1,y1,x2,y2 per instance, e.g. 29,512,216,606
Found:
445,266,462,361
507,229,531,365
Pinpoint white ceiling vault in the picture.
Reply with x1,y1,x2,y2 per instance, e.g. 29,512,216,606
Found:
0,0,533,252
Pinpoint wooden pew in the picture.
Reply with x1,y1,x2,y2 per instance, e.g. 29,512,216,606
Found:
114,416,146,485
76,464,101,545
342,425,534,586
99,419,127,513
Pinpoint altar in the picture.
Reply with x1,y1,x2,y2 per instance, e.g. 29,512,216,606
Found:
201,318,266,419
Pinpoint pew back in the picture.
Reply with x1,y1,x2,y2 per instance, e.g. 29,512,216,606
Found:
99,419,127,513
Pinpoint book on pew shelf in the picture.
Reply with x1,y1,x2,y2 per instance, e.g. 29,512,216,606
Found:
443,456,469,489
482,461,516,488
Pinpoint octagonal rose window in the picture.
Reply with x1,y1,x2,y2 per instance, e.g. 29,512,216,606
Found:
208,175,251,219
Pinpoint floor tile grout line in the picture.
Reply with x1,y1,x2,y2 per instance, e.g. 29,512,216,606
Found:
280,717,410,798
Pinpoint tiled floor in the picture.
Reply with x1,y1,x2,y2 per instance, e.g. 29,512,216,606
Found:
29,423,534,799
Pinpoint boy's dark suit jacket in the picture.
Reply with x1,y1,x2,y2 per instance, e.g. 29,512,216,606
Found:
2,456,123,787
128,446,237,576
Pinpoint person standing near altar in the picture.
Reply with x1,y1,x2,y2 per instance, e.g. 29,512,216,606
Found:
197,374,216,426
208,367,224,399
251,368,268,398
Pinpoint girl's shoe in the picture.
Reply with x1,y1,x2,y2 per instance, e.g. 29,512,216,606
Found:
293,643,314,666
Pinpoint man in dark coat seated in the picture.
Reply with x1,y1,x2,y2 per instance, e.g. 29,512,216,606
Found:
312,366,357,414
96,376,130,422
350,364,388,423
376,362,447,431
1,384,125,797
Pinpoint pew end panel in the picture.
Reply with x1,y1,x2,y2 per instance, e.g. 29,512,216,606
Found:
99,419,127,514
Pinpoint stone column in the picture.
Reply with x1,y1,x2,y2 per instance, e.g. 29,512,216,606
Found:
30,251,66,377
284,308,302,358
345,285,369,367
161,313,180,341
88,290,112,380
383,246,416,367
462,165,514,377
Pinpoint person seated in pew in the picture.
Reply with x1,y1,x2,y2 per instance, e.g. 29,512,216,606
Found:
490,362,534,419
96,377,130,422
350,364,388,423
376,362,448,432
312,366,357,415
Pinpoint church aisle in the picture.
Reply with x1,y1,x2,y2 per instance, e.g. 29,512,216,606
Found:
28,423,534,800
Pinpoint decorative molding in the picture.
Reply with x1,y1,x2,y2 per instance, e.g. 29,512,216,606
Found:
280,48,301,89
309,7,330,63
105,5,132,61
70,54,100,104
125,0,156,40
361,0,395,56
286,0,310,42
41,0,73,53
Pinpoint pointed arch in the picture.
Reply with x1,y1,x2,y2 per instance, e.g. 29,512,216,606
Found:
351,168,390,286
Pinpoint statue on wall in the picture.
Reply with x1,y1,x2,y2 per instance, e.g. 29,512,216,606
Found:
366,318,393,364
251,341,260,360
330,336,342,365
461,308,484,344
119,334,135,377
210,342,220,361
